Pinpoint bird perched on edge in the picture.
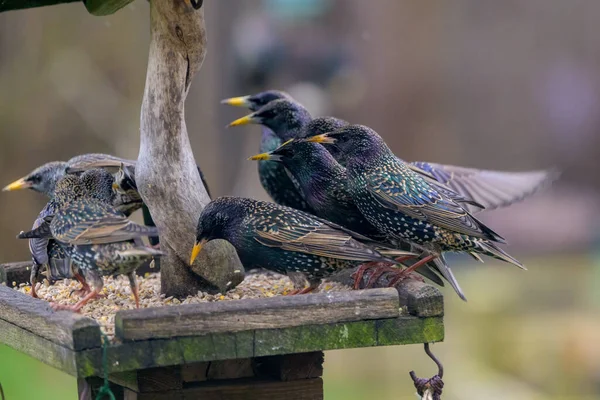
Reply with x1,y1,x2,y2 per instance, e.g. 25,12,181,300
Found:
18,169,162,311
305,125,525,284
225,96,314,212
190,196,416,294
248,137,456,294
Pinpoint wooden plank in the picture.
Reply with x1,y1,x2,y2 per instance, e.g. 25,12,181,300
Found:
77,316,443,377
115,288,399,341
0,0,78,13
181,362,209,383
330,269,444,317
0,318,77,375
0,285,101,350
0,261,32,285
124,378,324,400
253,352,324,381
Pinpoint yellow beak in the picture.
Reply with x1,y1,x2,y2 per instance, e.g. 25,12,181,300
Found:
227,114,258,128
112,182,120,190
248,152,272,161
190,238,207,265
2,177,31,192
221,95,251,108
305,133,336,144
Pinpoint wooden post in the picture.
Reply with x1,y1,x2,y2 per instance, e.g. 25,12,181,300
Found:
136,0,243,298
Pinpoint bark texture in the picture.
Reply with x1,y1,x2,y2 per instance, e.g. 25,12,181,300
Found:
137,0,243,297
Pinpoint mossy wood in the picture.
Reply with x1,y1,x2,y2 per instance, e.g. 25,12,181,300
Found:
0,274,444,379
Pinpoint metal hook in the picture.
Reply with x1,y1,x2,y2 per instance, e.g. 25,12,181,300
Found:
409,343,444,399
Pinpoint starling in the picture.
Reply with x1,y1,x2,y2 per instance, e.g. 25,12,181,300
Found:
248,138,455,294
306,125,524,282
226,98,314,212
190,197,415,294
222,91,298,208
2,161,67,196
19,170,162,311
27,201,81,298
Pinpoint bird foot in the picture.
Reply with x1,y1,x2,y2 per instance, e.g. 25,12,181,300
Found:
151,243,161,250
364,265,403,288
285,287,316,296
353,262,394,289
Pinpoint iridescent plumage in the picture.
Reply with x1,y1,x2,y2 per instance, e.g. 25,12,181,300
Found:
192,197,414,292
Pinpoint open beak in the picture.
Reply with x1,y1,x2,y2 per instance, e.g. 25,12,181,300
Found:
227,113,260,128
2,177,32,192
305,133,336,144
190,238,207,265
248,152,282,162
221,95,252,108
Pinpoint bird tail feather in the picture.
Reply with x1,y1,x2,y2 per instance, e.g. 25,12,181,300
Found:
476,241,526,270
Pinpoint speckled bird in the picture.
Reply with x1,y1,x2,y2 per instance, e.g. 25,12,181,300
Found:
18,170,162,311
190,197,415,294
248,138,458,294
222,91,298,208
226,98,314,212
27,201,82,298
306,125,525,278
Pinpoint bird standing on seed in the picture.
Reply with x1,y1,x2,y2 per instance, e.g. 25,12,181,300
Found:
226,96,314,212
18,169,162,311
248,138,453,291
305,125,525,287
190,196,415,294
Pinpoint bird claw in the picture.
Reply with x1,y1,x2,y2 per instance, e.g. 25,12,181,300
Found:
285,287,315,296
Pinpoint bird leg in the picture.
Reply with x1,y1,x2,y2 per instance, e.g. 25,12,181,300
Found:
363,255,416,288
286,278,319,295
30,282,39,298
388,255,437,287
127,272,140,308
51,289,101,313
353,255,414,289
70,273,95,298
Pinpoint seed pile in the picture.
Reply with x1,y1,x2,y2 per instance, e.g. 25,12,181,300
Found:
14,271,350,339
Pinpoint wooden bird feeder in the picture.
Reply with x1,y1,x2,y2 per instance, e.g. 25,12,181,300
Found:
1,262,443,399
0,1,445,399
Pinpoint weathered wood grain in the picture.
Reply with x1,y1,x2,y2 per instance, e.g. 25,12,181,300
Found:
0,261,33,285
137,0,243,297
0,318,77,375
330,269,444,317
77,315,443,377
0,285,101,350
123,378,324,400
115,288,399,341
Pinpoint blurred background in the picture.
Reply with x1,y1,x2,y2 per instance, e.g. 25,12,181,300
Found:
1,0,600,399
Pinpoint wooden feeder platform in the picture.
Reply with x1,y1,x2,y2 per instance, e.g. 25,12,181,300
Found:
0,262,443,399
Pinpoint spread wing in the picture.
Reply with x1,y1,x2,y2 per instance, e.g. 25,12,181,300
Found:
52,203,159,245
252,209,402,262
366,160,505,242
409,162,558,213
66,153,137,173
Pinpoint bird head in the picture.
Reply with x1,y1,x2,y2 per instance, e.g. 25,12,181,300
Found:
191,197,242,264
248,138,331,169
227,99,311,140
306,124,385,163
221,90,292,112
3,161,68,197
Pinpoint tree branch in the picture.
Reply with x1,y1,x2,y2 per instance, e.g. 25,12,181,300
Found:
137,0,243,297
